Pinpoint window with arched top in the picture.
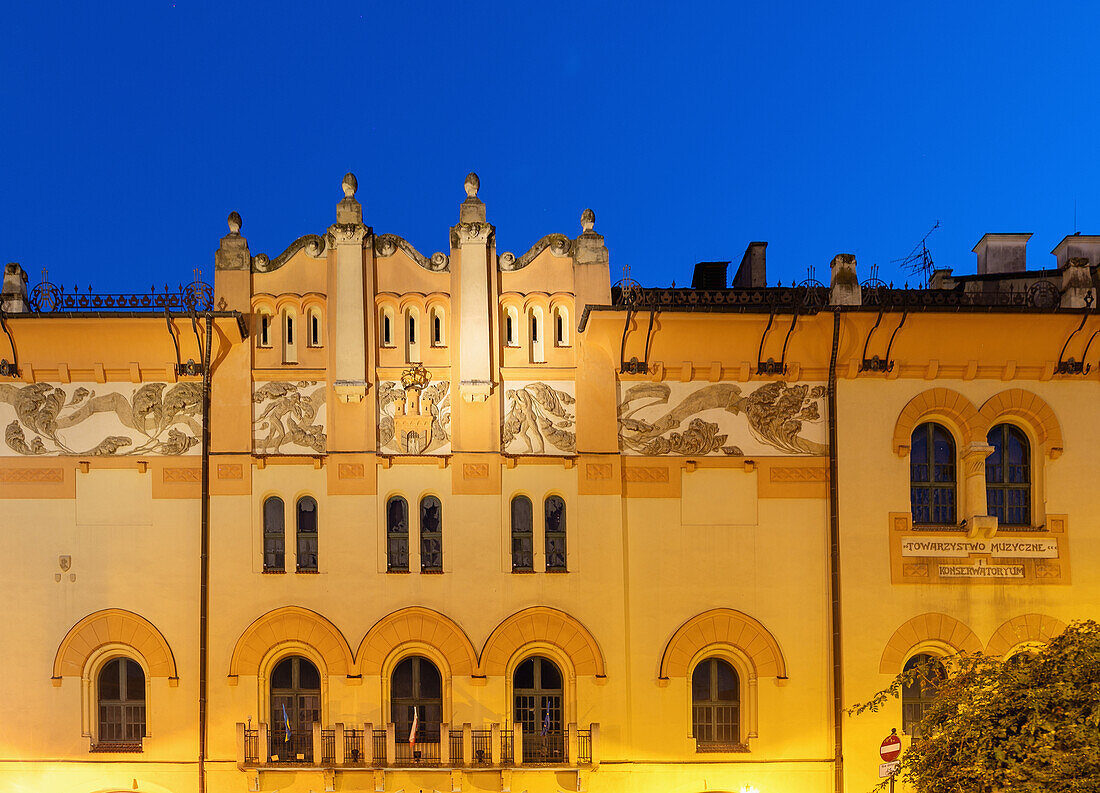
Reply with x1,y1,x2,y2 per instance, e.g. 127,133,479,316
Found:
307,308,322,347
511,496,534,572
902,654,945,737
514,656,564,762
544,496,567,572
258,311,273,348
554,306,570,346
387,496,409,572
97,657,146,748
505,307,519,347
986,424,1031,528
282,310,298,364
430,307,445,347
381,307,394,347
391,656,442,747
530,308,546,363
692,658,739,750
263,497,285,572
910,422,957,525
270,655,321,762
296,497,318,572
420,496,442,572
406,308,421,363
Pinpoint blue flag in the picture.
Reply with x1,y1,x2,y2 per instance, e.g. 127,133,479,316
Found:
541,707,550,736
282,703,291,742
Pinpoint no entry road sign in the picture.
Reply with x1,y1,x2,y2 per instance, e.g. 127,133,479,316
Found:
880,732,902,762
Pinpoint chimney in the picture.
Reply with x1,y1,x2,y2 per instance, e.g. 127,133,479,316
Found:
972,233,1031,275
2,263,29,312
691,261,729,290
1051,234,1100,270
732,241,767,287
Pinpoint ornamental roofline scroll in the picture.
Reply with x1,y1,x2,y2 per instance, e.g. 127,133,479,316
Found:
251,234,327,273
499,234,575,272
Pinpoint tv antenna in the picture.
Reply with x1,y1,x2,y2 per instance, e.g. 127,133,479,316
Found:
893,221,941,286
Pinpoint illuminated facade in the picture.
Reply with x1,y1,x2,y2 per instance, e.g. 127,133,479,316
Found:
1,174,1098,793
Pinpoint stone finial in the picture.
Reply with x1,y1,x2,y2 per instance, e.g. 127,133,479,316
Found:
581,208,595,233
1,262,30,312
342,173,358,199
829,253,862,306
464,172,480,199
227,211,242,235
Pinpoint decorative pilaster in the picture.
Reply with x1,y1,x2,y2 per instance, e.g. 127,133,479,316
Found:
451,173,495,403
573,209,611,317
962,441,998,537
329,173,371,403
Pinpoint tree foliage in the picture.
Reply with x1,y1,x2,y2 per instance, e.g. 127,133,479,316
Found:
849,621,1100,793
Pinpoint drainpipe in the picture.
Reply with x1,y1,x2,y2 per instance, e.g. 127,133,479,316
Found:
198,315,213,793
827,309,843,793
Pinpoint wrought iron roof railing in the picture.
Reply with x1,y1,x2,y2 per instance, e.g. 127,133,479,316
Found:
27,271,213,313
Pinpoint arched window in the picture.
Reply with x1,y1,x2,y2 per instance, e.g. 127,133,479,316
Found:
910,422,956,525
406,308,421,363
97,658,146,747
530,308,546,363
420,496,443,572
986,424,1031,528
387,496,409,572
263,496,285,572
270,656,321,762
391,656,442,747
307,308,322,347
296,497,318,572
282,310,298,364
511,496,533,572
381,307,394,347
430,307,445,347
544,496,567,572
554,306,570,346
505,306,519,347
258,311,273,348
902,654,945,737
692,658,739,750
514,656,564,762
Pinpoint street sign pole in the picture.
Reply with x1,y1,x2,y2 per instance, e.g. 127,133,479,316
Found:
878,727,902,792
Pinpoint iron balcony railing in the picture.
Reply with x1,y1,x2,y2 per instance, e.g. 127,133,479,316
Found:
522,731,566,764
577,728,592,765
500,727,514,767
243,728,259,764
372,728,387,764
471,728,492,764
268,728,313,764
449,729,464,764
343,728,366,765
320,729,336,765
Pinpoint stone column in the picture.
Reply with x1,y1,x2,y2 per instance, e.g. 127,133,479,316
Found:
829,253,862,306
963,441,998,537
491,722,501,765
335,723,345,765
330,173,370,403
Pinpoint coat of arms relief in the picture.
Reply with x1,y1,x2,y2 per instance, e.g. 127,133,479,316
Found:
378,365,451,454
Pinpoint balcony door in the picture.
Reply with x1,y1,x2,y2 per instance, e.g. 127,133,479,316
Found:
514,656,564,762
269,655,321,762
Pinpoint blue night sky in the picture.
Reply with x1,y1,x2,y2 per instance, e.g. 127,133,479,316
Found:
2,1,1098,295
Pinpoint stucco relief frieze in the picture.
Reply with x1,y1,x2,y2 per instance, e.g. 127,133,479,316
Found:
252,381,326,454
373,234,449,272
0,382,201,456
378,367,451,455
617,381,826,456
501,381,576,455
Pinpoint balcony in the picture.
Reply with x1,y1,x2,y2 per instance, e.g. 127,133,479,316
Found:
237,721,598,772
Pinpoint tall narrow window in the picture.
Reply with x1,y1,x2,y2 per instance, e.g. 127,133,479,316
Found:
986,424,1031,528
420,496,443,572
308,309,322,347
430,307,445,346
97,658,146,748
258,312,272,347
692,658,739,750
408,315,417,344
530,308,546,363
406,308,421,363
910,423,956,525
283,310,298,364
391,656,442,751
511,496,533,572
554,307,570,346
544,496,567,571
382,309,393,346
902,654,945,736
296,496,318,572
505,307,519,347
514,656,564,762
387,496,409,571
263,496,285,572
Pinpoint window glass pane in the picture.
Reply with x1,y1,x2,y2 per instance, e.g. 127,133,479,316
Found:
538,657,562,689
691,662,710,700
421,497,441,533
124,659,145,702
514,658,535,689
297,658,320,690
511,496,532,531
271,658,293,689
392,658,414,698
387,498,408,532
418,658,442,699
714,660,738,701
264,497,284,531
910,427,928,476
297,497,317,533
545,497,565,533
99,659,121,701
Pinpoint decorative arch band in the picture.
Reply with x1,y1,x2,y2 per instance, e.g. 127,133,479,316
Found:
879,612,982,674
53,608,177,682
479,606,605,677
659,608,786,680
228,606,354,678
356,607,477,676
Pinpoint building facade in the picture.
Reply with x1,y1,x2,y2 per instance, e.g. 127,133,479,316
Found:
0,174,1097,793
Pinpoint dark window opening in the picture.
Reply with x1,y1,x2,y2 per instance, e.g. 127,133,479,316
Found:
97,658,146,747
270,656,321,762
514,656,564,762
692,658,740,749
420,496,443,572
986,424,1031,527
544,496,567,571
910,422,957,525
296,496,318,572
387,496,409,571
902,654,944,737
263,496,285,572
392,656,442,744
511,496,533,571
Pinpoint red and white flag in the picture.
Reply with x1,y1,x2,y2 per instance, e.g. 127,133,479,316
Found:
408,706,418,747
